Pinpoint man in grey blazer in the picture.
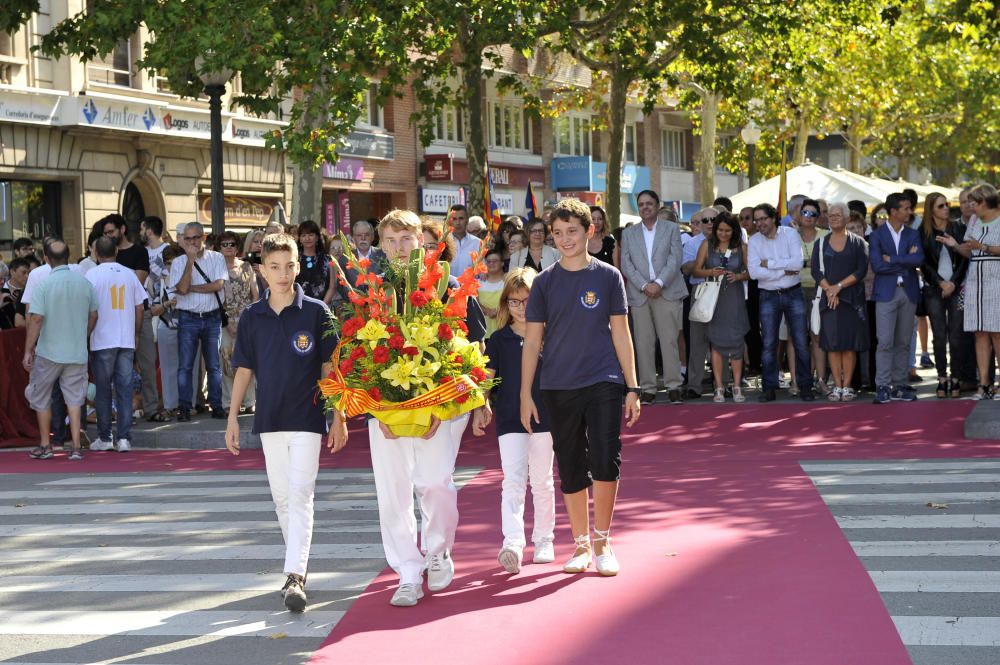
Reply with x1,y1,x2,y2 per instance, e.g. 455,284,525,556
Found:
620,190,688,404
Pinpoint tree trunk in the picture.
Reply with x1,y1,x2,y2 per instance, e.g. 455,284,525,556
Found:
605,64,628,230
792,112,809,166
846,125,862,174
696,90,718,207
460,20,487,221
897,154,910,181
290,74,328,223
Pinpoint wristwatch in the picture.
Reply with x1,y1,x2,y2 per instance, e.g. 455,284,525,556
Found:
625,387,642,396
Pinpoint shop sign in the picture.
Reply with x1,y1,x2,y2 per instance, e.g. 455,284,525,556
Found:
340,129,395,160
161,110,212,138
322,158,365,181
231,118,279,144
338,192,352,235
550,156,593,191
494,192,514,215
0,91,61,125
556,191,605,207
489,166,509,186
77,96,158,132
197,194,277,226
425,155,454,181
420,186,466,214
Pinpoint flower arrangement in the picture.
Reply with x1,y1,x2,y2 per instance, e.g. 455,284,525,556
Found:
319,232,498,437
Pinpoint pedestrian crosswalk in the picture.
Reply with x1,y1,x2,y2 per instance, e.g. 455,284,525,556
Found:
0,467,480,665
805,459,1000,665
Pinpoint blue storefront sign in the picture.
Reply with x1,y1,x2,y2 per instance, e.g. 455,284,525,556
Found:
550,156,593,191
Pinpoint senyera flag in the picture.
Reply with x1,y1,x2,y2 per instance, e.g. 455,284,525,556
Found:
525,181,540,221
483,158,503,233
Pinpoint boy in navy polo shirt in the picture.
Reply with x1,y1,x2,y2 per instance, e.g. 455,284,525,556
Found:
520,198,641,577
226,233,348,613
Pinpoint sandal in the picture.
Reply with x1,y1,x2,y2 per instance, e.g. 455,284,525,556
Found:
147,410,172,423
948,379,960,399
29,445,54,460
733,386,746,403
68,449,84,461
935,379,947,399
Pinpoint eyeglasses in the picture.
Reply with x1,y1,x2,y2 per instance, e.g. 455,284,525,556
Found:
423,242,439,250
753,216,771,223
183,234,203,241
507,298,528,308
220,241,237,248
530,228,545,234
801,210,819,218
935,203,949,209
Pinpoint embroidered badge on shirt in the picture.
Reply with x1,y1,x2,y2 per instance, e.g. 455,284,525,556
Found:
580,290,600,309
292,331,315,355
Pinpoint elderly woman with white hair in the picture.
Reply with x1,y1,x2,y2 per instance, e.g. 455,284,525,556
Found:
811,202,870,401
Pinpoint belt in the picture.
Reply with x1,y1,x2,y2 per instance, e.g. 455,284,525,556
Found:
178,308,220,318
762,285,801,294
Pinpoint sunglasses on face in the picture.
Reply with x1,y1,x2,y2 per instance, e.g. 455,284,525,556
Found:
801,210,819,218
935,203,949,209
220,242,237,248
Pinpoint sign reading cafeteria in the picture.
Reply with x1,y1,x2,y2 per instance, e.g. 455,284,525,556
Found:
420,186,466,214
197,195,277,226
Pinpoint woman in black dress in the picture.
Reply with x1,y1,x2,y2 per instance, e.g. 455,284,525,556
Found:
295,220,335,304
812,202,869,402
587,206,618,268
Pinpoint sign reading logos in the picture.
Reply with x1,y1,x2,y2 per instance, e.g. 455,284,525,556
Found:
161,110,212,139
340,129,395,160
420,186,467,215
231,117,281,145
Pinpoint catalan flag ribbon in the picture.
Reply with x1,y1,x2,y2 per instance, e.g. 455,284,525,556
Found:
525,182,540,220
483,158,503,233
776,141,788,219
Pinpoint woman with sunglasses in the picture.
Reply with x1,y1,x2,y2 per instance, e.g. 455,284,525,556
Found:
218,230,259,414
920,193,967,398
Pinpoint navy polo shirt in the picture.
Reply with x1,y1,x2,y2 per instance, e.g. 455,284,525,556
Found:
485,324,548,436
232,284,338,435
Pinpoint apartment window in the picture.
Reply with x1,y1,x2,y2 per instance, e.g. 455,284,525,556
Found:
661,128,686,169
554,114,591,157
624,122,637,163
489,101,531,151
359,83,384,129
86,37,132,87
433,106,464,143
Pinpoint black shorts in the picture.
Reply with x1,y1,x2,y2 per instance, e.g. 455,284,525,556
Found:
541,382,623,494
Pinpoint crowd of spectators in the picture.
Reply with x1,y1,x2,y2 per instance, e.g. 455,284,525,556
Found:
4,180,999,457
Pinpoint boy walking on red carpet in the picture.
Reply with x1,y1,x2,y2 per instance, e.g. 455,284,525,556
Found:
520,198,641,576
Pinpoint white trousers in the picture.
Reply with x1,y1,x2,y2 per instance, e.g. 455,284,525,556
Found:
498,432,556,549
368,414,468,585
260,431,322,577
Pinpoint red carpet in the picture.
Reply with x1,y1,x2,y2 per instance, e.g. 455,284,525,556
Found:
4,402,999,664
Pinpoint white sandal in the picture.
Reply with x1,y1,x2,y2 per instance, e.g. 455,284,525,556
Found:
563,534,592,574
713,387,725,403
593,528,619,577
732,386,746,403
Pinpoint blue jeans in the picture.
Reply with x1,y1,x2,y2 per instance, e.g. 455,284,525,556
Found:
177,309,223,411
759,287,813,392
91,347,136,442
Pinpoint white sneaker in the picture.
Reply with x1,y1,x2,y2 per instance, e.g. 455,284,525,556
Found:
116,439,131,453
593,529,620,577
426,551,454,592
563,535,592,574
533,541,555,564
498,546,523,574
841,387,855,402
90,438,114,451
828,387,842,402
390,583,424,607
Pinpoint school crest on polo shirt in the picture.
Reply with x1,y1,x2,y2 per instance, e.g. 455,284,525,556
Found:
292,331,315,355
580,290,600,309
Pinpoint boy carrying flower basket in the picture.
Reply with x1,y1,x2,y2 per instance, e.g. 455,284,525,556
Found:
320,209,492,607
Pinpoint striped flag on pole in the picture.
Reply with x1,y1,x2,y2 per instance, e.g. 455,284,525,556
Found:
525,182,540,220
483,158,503,233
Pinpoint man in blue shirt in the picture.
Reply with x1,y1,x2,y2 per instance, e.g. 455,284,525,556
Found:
226,233,348,613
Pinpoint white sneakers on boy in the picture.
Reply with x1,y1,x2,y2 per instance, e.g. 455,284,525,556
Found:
498,546,523,574
533,541,555,564
90,438,114,451
426,551,455,591
390,583,424,607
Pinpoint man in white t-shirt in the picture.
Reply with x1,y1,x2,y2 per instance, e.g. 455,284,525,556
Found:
169,221,228,421
87,237,146,452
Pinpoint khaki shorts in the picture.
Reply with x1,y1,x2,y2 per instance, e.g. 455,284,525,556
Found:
25,356,89,411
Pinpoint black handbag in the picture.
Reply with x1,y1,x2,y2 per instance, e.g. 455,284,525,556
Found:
192,260,228,327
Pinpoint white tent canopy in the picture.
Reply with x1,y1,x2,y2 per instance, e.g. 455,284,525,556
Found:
729,163,961,212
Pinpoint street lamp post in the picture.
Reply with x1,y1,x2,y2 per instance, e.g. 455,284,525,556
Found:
741,121,762,187
196,56,233,237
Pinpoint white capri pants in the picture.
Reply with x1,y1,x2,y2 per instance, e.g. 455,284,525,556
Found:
498,431,556,550
260,431,322,577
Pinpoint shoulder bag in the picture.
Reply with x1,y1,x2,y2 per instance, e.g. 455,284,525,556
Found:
689,277,721,323
810,236,824,335
192,258,228,327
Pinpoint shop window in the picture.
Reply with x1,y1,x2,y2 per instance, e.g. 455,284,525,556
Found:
554,114,591,157
0,180,62,257
433,106,464,144
661,128,686,169
489,101,531,151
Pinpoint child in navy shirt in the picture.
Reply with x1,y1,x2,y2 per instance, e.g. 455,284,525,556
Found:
226,233,348,613
474,268,555,573
520,199,641,577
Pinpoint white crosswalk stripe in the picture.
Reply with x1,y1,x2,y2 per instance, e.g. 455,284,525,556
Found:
805,459,1000,665
0,467,481,665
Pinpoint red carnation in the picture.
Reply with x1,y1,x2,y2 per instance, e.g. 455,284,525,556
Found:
388,334,405,350
341,316,366,336
372,346,391,364
438,323,454,341
470,367,487,383
367,387,382,401
339,358,355,376
440,375,454,384
409,290,430,308
457,321,468,334
349,346,367,361
401,346,420,357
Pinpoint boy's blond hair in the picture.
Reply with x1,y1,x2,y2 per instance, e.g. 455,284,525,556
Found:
378,209,422,235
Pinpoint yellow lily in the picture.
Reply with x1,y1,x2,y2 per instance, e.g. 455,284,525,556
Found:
380,357,419,391
357,319,390,349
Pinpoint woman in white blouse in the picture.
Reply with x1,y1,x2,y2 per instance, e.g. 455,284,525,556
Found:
508,219,560,272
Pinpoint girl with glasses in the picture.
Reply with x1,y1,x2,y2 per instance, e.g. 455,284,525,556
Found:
476,248,506,338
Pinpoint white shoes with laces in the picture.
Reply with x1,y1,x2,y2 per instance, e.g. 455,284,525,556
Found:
90,438,114,451
533,541,555,564
390,583,424,607
593,528,620,576
426,551,455,591
563,534,593,574
498,546,523,574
